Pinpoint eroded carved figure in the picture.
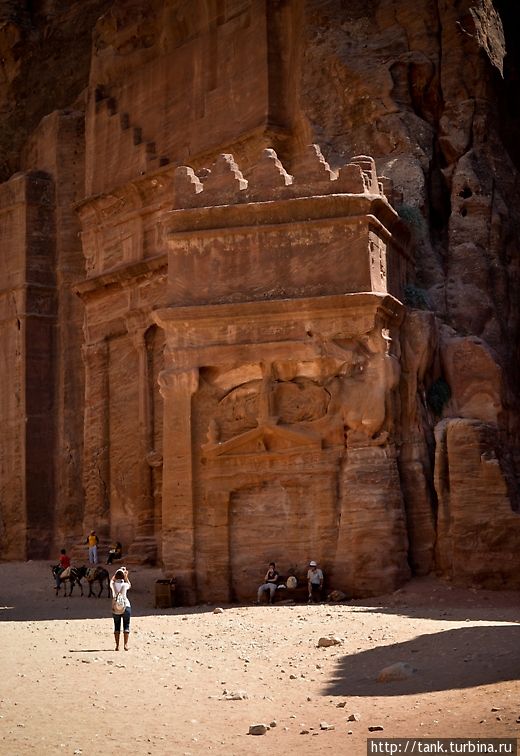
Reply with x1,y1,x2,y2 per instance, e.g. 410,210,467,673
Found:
200,327,400,451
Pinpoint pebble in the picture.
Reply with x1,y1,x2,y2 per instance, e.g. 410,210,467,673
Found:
348,713,361,721
320,722,335,730
248,724,268,736
368,725,384,732
377,662,416,682
317,636,342,648
223,690,248,700
213,608,224,614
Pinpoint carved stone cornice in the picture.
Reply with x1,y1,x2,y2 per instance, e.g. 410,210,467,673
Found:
75,164,176,228
154,293,403,374
73,254,167,299
165,193,410,255
155,292,403,338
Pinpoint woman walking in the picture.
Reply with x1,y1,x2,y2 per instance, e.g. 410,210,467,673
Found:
110,567,131,651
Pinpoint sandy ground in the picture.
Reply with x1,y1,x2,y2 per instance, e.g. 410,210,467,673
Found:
0,561,519,756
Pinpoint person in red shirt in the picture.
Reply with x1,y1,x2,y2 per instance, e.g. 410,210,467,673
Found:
55,549,71,589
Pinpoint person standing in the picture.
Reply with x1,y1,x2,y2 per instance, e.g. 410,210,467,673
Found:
256,562,279,605
110,567,131,651
86,530,99,565
307,560,324,603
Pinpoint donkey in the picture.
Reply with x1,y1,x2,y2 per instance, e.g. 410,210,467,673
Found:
79,566,110,598
51,565,84,597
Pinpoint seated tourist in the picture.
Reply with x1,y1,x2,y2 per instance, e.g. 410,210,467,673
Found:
107,541,123,565
256,562,279,605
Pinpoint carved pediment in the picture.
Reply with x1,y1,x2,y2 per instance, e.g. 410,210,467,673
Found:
202,423,321,458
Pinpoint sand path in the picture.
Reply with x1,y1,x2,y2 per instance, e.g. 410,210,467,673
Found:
0,561,519,755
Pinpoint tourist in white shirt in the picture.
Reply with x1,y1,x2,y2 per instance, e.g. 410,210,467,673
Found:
110,567,131,650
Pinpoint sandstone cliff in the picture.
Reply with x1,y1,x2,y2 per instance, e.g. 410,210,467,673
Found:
0,0,518,596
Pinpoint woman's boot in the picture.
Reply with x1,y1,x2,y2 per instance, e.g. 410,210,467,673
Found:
123,632,129,651
114,631,120,650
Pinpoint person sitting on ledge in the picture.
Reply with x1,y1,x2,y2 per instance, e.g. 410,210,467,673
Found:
107,541,123,565
256,562,279,605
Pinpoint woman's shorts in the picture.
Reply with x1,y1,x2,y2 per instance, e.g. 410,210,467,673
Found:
112,606,131,633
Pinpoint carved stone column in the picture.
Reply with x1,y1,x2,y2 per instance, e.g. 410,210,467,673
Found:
82,339,110,538
159,367,199,604
126,326,157,563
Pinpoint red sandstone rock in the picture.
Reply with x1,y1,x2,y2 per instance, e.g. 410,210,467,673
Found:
435,419,520,589
0,1,518,599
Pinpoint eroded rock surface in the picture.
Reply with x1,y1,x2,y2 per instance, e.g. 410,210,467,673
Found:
0,1,518,595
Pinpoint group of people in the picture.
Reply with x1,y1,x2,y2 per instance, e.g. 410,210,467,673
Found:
53,531,130,651
85,531,123,566
257,560,324,604
55,537,326,651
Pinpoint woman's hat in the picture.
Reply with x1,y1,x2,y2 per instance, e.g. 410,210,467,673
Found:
309,560,317,566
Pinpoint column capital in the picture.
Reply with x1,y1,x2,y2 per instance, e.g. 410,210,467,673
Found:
158,367,199,399
131,327,148,351
81,339,108,362
125,308,152,337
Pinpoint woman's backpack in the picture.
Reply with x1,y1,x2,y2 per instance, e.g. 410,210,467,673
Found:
112,588,125,615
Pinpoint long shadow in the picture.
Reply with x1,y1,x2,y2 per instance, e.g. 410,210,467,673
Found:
348,604,520,625
324,625,520,697
344,577,520,624
0,561,218,622
0,600,222,622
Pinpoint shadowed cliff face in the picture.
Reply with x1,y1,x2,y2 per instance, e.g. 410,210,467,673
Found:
0,0,519,588
494,0,520,172
0,0,112,181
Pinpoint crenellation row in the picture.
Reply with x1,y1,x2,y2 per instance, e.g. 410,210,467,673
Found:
173,144,395,209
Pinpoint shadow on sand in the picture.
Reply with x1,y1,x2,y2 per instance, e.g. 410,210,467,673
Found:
324,624,520,697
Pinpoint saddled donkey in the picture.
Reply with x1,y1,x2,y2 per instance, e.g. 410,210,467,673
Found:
51,565,84,597
80,566,110,598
